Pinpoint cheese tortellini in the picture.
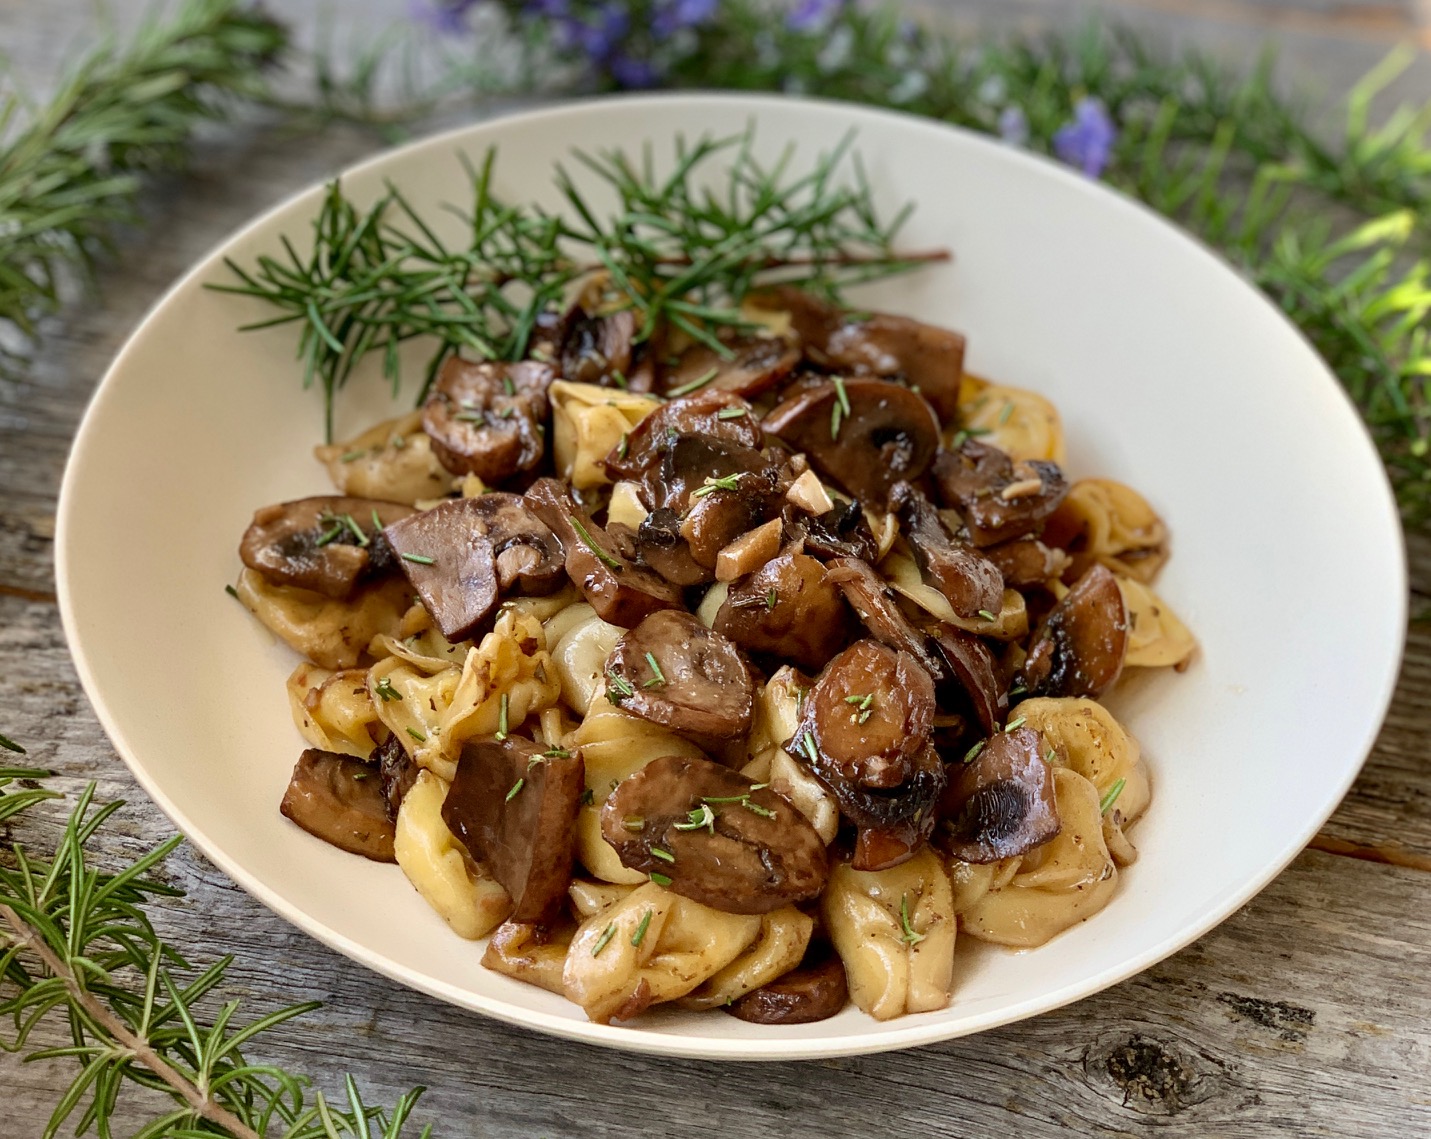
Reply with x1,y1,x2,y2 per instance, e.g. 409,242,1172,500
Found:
315,410,453,505
234,568,411,670
286,663,380,759
549,380,662,489
1015,697,1150,824
1119,576,1196,669
957,379,1066,465
957,768,1119,947
546,603,627,716
1047,478,1170,583
394,771,512,939
822,847,956,1020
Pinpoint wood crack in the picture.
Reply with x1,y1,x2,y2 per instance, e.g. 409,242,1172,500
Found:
0,582,58,605
1307,833,1431,873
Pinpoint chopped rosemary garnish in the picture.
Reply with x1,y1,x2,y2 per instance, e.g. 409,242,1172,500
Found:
372,508,384,533
949,427,992,448
1100,777,1127,815
692,473,742,498
351,771,369,781
580,788,596,807
617,433,629,459
610,369,629,389
716,406,747,420
339,449,366,462
502,375,516,396
623,815,645,831
400,552,436,566
506,777,524,802
631,909,653,948
571,515,622,572
674,803,717,833
1005,716,1026,732
832,375,852,417
591,922,618,957
802,731,820,765
649,872,673,887
606,670,635,704
667,366,719,398
650,847,675,863
899,893,925,945
496,692,509,740
406,727,427,743
963,739,985,765
977,609,997,621
544,746,572,758
374,676,400,702
743,800,776,819
643,651,667,688
765,588,778,611
314,522,344,548
223,584,239,600
997,401,1015,426
341,513,369,546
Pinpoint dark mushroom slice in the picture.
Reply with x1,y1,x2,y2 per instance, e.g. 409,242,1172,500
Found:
714,548,856,674
634,508,713,587
983,536,1071,589
240,496,414,600
641,432,771,514
932,438,1069,547
525,478,685,628
750,286,967,423
782,498,879,563
659,334,801,400
374,734,418,822
679,465,786,568
726,942,849,1025
793,640,935,791
929,625,1007,735
604,390,762,482
890,481,1004,619
383,495,565,641
600,754,828,915
937,727,1060,863
822,556,946,680
280,748,395,862
1020,564,1129,699
792,734,946,838
421,356,554,483
764,378,941,509
604,611,754,740
442,736,585,925
558,306,636,387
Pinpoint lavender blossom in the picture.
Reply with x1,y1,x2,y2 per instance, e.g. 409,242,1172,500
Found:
788,0,845,32
1053,97,1117,178
610,53,661,87
653,0,718,39
569,2,631,60
998,105,1029,147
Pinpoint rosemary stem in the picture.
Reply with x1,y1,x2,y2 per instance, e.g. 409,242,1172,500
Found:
0,901,263,1139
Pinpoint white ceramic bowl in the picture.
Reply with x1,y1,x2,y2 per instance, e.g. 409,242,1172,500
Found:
57,94,1405,1059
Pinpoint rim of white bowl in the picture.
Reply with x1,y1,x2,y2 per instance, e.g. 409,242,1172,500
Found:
56,91,1408,1060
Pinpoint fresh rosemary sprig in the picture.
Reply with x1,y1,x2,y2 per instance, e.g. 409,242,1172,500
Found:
0,0,285,371
213,128,941,439
0,762,431,1138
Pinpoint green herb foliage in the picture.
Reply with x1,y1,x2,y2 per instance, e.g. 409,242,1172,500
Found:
0,0,285,372
0,763,429,1138
214,128,940,439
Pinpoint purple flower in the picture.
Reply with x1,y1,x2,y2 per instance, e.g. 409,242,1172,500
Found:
1053,97,1117,178
653,0,718,39
998,105,1029,148
788,0,845,32
609,53,662,87
570,3,631,60
409,0,479,35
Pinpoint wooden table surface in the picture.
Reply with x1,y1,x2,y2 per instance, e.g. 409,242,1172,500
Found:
3,2,1430,1135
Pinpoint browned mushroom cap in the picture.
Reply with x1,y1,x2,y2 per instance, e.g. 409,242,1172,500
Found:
422,356,554,482
639,433,769,514
890,481,1003,619
374,734,418,822
726,942,848,1025
633,508,713,587
983,536,1071,589
604,390,762,482
929,625,1007,736
1021,564,1129,699
714,548,856,674
764,378,940,509
280,748,395,862
600,754,829,915
822,556,946,680
384,495,565,641
751,286,967,423
604,611,754,740
441,736,585,925
558,306,636,386
932,438,1069,547
937,727,1060,863
680,466,786,568
525,478,685,628
782,498,879,563
796,640,934,790
659,334,801,400
240,496,414,600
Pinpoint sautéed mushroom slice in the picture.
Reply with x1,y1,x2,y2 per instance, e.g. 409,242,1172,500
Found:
280,748,395,862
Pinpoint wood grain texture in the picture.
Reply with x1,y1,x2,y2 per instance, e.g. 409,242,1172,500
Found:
2,1,1430,1136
